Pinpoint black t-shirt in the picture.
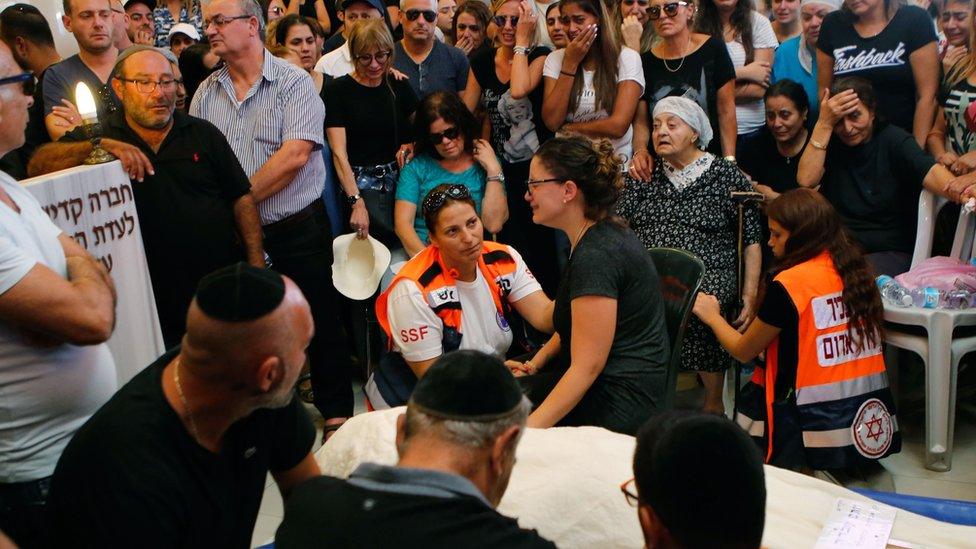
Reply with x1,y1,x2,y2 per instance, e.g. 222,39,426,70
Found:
817,6,936,133
552,219,670,434
323,31,346,54
738,128,807,194
276,476,557,548
469,46,552,165
47,348,316,548
323,74,418,166
640,37,736,156
63,110,251,346
821,123,935,254
757,279,800,400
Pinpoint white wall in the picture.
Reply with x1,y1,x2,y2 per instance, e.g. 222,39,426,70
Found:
5,0,80,58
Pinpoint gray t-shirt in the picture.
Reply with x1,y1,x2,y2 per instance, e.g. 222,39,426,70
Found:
42,54,121,122
393,40,470,99
0,171,116,482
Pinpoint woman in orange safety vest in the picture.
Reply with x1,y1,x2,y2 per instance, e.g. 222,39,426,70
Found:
693,188,900,471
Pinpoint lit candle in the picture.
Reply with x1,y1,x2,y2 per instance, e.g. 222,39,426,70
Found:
74,82,98,122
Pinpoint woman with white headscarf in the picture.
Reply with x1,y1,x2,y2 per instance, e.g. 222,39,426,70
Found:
616,96,763,414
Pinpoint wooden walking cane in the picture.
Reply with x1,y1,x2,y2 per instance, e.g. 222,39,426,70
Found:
730,191,765,418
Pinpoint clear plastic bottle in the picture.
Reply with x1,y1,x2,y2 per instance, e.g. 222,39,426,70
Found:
941,289,974,310
876,275,912,307
910,287,941,309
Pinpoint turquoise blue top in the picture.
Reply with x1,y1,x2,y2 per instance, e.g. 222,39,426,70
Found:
771,35,820,120
395,155,487,244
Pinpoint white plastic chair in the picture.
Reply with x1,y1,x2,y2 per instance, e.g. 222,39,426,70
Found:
883,190,976,471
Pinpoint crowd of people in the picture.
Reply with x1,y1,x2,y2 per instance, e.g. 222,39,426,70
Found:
2,0,976,546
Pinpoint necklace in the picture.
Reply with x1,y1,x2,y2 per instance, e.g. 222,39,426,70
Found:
173,358,203,444
662,33,692,73
570,219,594,257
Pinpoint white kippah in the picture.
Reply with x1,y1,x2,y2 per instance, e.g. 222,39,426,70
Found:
800,0,842,12
652,96,713,150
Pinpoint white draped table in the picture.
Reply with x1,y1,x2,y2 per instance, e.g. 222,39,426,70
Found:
22,161,165,384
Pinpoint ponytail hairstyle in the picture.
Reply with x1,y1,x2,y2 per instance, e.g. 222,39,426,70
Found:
559,0,621,113
765,189,883,350
533,134,625,223
694,0,756,63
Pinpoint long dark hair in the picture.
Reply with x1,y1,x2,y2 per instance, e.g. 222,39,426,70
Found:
695,0,756,63
559,0,621,113
412,91,479,160
274,13,311,45
766,189,883,350
533,134,624,223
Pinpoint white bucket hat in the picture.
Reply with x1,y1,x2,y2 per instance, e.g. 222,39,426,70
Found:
332,233,392,300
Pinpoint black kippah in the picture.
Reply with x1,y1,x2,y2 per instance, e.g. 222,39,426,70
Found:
195,263,286,322
410,350,523,422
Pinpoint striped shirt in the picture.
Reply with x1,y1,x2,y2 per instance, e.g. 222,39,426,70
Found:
190,50,326,225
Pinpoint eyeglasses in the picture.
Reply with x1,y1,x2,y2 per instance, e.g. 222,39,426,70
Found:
203,14,252,29
429,126,461,143
525,177,565,195
422,184,471,215
355,50,392,65
622,0,650,6
620,478,640,508
493,14,519,27
647,1,688,20
116,77,181,94
405,9,437,22
0,72,34,96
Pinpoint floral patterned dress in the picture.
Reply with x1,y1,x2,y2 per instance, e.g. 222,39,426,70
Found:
616,154,762,372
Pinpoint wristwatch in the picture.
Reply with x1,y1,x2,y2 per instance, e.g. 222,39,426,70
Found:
513,46,530,55
487,173,506,185
346,193,362,207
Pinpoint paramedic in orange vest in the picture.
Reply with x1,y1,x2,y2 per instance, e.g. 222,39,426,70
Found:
366,184,554,409
692,189,900,471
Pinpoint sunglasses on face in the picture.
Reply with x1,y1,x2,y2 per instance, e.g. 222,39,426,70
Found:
405,9,437,22
647,1,688,20
355,50,392,65
429,126,461,143
493,14,519,27
0,72,34,96
422,184,472,215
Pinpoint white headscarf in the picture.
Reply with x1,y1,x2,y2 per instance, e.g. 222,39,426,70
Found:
652,96,713,150
800,0,842,10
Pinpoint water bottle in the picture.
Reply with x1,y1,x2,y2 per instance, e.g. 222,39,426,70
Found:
910,287,941,309
942,289,974,310
876,275,912,307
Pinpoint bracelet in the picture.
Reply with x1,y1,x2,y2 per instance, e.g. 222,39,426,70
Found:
723,155,736,163
560,70,576,78
513,46,530,55
524,360,538,373
809,138,828,150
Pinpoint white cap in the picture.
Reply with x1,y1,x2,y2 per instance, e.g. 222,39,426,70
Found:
167,23,201,41
332,233,392,300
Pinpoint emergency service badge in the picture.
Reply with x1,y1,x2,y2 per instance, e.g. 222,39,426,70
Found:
851,398,894,458
496,311,511,332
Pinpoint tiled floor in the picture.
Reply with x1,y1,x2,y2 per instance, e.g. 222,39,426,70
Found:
249,374,976,547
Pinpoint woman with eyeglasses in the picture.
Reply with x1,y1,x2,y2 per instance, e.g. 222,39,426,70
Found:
394,92,508,256
463,0,560,293
366,183,554,409
617,97,763,415
452,0,492,57
512,136,670,435
541,0,645,161
616,0,655,53
323,19,418,247
630,0,736,180
545,3,568,48
695,0,779,152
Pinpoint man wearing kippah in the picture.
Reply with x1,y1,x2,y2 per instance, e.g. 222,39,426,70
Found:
46,263,321,547
626,411,766,549
276,350,556,549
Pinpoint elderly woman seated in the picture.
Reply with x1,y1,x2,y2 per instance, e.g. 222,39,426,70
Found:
616,96,763,415
366,184,552,409
797,76,976,277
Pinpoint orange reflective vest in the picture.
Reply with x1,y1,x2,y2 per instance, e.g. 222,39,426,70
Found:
375,241,521,352
736,252,900,469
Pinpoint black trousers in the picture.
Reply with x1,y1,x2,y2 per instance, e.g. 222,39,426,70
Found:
264,203,353,420
0,476,50,549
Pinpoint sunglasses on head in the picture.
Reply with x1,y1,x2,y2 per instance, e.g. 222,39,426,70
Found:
647,1,688,20
422,184,472,215
622,0,650,6
0,72,34,96
493,14,519,27
429,126,461,143
405,9,437,22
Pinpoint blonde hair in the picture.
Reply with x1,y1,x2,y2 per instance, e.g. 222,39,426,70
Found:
348,18,396,67
612,0,656,53
946,0,976,88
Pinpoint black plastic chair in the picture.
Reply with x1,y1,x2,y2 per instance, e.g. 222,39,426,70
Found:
648,248,705,410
